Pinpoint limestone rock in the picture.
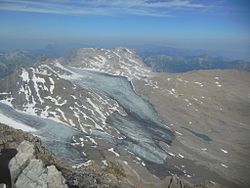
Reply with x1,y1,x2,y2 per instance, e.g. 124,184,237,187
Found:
7,140,68,188
8,141,34,183
15,159,68,188
46,165,68,188
15,159,46,188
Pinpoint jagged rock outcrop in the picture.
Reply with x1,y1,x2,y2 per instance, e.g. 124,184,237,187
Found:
0,123,131,187
8,141,34,185
9,141,68,188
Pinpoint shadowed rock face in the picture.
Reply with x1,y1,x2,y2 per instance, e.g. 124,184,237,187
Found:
0,149,17,186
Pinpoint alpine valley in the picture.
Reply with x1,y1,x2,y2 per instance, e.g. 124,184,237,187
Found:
0,48,249,188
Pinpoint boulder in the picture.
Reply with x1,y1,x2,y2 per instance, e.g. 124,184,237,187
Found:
15,159,46,188
8,141,34,183
8,141,68,188
46,165,68,188
15,159,68,188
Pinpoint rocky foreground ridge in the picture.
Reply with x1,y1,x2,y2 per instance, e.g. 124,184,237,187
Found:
0,123,130,188
9,141,67,188
0,123,223,188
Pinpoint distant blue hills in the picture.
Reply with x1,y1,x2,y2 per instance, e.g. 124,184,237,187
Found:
0,44,249,78
141,53,250,73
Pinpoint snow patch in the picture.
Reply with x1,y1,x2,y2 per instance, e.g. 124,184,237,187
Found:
175,131,183,136
220,148,228,154
20,68,29,82
108,148,120,157
178,154,184,158
167,152,175,157
102,160,108,166
220,163,228,168
48,77,55,94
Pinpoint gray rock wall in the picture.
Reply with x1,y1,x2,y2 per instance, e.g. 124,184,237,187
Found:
8,141,68,188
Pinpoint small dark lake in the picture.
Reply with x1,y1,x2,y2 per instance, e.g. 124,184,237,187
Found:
182,127,212,142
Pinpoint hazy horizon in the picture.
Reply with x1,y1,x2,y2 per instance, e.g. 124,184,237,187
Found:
0,0,249,60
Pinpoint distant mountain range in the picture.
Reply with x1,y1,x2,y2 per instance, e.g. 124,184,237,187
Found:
30,43,250,73
0,50,36,77
141,53,250,73
1,45,249,78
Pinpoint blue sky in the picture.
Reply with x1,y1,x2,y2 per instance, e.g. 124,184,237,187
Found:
0,0,249,59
